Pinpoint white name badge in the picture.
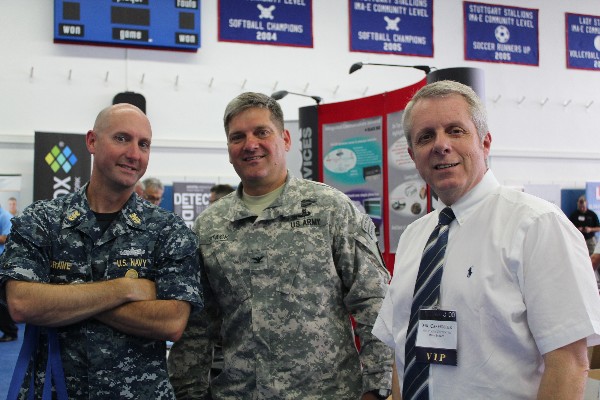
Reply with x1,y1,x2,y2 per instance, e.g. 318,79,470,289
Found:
415,308,458,366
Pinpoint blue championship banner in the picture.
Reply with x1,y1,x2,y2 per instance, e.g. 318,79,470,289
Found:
464,1,538,66
349,0,433,56
566,13,600,71
218,0,313,47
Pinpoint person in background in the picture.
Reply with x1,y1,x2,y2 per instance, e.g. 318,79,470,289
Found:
143,177,164,206
570,195,600,255
373,80,600,399
168,92,392,400
7,197,19,217
0,202,15,342
134,181,145,197
208,184,235,205
0,103,202,398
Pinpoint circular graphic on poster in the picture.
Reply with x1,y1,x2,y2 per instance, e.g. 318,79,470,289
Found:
324,137,382,186
389,180,427,217
323,148,357,173
389,135,414,171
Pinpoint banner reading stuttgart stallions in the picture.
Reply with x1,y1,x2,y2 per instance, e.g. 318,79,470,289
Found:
464,1,539,66
34,132,91,201
219,0,313,47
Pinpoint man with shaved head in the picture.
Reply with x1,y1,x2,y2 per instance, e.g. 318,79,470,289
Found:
0,103,202,399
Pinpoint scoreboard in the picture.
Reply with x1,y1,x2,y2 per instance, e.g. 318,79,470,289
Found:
54,0,201,52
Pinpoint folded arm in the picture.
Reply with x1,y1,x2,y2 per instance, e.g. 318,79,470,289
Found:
95,299,191,341
5,277,156,327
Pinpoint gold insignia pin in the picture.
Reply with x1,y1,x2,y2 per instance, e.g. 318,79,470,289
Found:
129,213,141,224
66,210,80,221
125,269,138,279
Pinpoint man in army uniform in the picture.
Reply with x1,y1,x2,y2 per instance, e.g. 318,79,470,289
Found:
0,103,202,399
168,92,392,399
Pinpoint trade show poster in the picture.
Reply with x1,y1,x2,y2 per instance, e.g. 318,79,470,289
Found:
349,0,433,57
464,1,539,66
172,182,213,228
34,132,91,201
322,117,385,250
387,110,427,251
219,0,313,47
317,78,426,270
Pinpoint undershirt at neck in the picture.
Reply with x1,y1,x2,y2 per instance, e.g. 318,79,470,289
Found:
242,185,285,215
94,211,120,235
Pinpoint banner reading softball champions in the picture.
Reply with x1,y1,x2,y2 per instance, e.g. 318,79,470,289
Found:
349,0,433,56
219,0,313,47
464,1,538,66
34,132,91,201
172,182,214,228
566,13,600,71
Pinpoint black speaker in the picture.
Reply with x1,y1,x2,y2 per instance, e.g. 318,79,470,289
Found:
427,67,486,102
113,92,146,114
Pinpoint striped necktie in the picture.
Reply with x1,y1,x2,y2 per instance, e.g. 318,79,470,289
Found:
403,207,456,400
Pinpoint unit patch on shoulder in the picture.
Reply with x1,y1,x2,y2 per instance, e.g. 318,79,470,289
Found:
361,215,376,240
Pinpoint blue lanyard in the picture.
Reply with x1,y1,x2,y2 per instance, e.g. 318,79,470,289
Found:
6,324,68,400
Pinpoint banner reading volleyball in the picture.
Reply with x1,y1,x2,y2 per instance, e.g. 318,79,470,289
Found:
566,13,600,71
33,132,91,201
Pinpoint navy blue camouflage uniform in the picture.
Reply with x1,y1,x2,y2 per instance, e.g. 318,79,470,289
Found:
0,185,202,399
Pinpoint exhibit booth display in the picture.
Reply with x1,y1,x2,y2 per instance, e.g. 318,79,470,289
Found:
299,67,485,273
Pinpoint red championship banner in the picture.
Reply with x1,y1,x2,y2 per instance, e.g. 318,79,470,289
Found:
317,79,426,274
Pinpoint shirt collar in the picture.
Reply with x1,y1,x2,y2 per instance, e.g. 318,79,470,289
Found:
439,169,500,226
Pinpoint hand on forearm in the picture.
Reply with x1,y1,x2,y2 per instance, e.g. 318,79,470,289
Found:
5,278,155,327
95,299,191,341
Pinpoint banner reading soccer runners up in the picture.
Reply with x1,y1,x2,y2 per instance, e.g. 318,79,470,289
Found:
566,13,600,71
349,0,433,57
219,0,313,47
464,1,539,66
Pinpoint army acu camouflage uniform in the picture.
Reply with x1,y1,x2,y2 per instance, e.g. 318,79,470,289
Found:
168,174,392,399
0,185,202,399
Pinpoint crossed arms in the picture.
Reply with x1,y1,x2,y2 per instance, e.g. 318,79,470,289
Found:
5,277,191,342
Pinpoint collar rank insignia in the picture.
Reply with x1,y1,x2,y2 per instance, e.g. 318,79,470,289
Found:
66,210,80,222
301,199,316,208
129,213,141,225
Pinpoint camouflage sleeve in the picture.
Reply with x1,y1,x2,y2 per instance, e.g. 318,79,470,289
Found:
332,198,393,394
0,203,55,298
167,222,221,400
153,216,203,311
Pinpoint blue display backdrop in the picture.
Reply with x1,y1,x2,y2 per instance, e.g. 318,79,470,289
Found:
566,13,600,71
464,1,538,66
219,0,313,47
349,0,433,57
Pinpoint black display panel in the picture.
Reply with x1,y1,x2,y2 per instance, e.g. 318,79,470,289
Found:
54,0,201,52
